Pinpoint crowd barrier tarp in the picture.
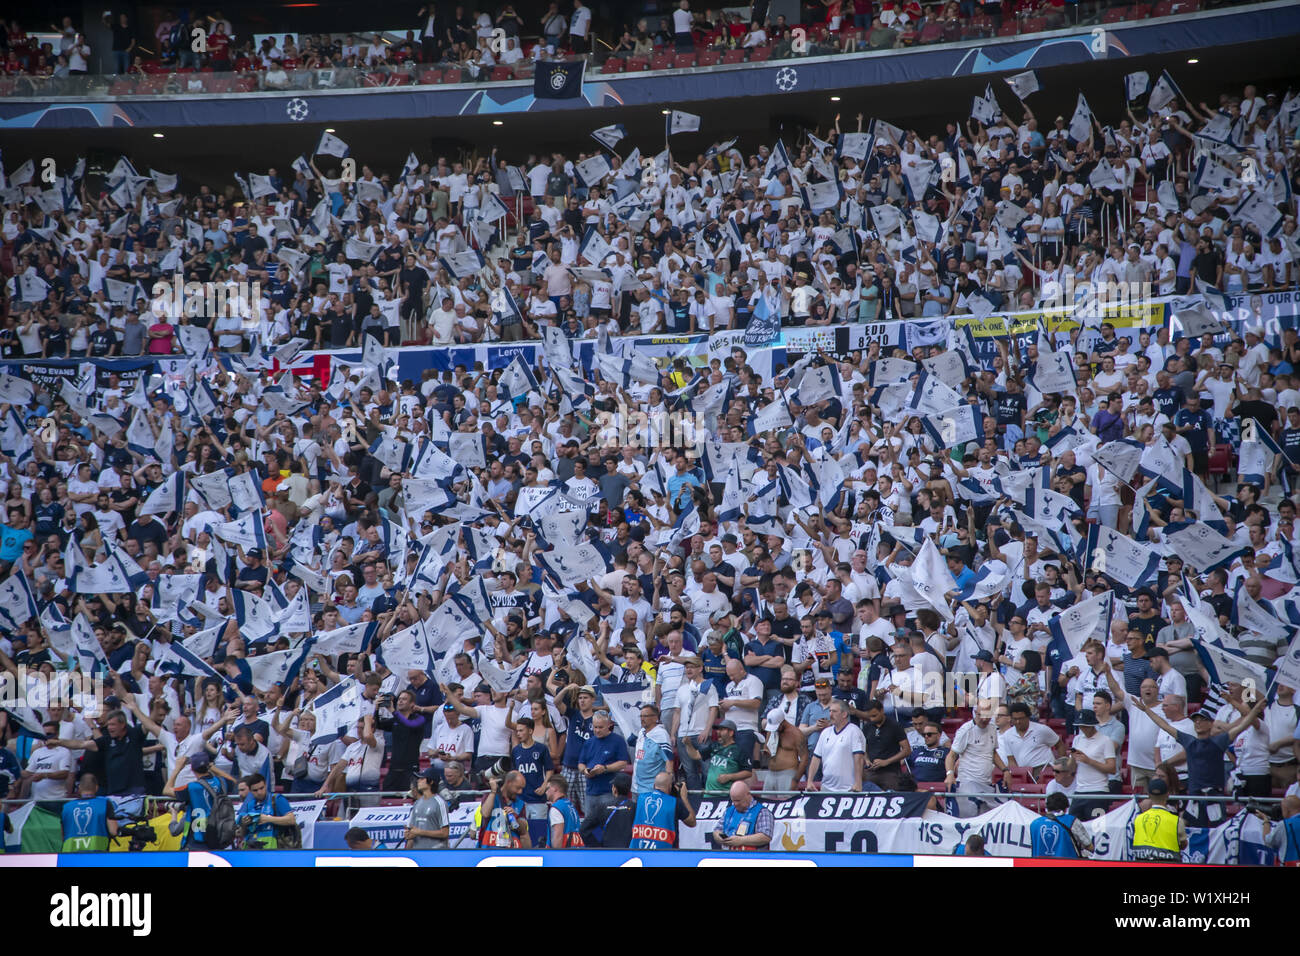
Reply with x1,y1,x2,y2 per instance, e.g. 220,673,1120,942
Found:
2,4,1296,129
1,357,190,395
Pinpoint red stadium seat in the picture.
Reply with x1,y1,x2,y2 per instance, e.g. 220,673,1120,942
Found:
1131,3,1153,17
234,75,256,92
1023,17,1047,33
624,56,649,71
490,65,513,81
1005,767,1036,787
916,781,948,793
1207,444,1233,483
441,67,462,83
997,21,1019,36
363,72,384,87
721,48,744,63
386,73,411,86
420,68,441,84
697,49,720,67
748,45,772,61
600,57,623,73
673,52,696,68
1102,6,1130,22
650,52,672,71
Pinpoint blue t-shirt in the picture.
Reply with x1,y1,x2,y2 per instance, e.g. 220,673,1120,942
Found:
744,638,784,691
237,792,292,841
178,778,220,846
561,710,594,769
511,740,553,803
0,523,33,561
578,733,630,796
1173,408,1213,452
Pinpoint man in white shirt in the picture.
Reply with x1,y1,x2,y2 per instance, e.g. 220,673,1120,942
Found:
1152,693,1197,785
808,699,865,792
946,705,1007,817
21,725,73,800
670,655,719,790
1068,709,1118,819
1146,647,1187,701
1002,703,1060,775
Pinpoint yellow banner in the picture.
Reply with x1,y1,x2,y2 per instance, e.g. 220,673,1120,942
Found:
954,301,1164,337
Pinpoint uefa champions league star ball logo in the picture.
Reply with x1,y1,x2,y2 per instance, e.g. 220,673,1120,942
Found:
286,98,309,121
775,67,798,92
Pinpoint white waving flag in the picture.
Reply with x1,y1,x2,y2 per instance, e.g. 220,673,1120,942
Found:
910,537,956,622
1005,70,1039,100
315,130,350,158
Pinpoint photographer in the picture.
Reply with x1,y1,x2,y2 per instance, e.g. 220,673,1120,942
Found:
235,773,298,849
374,688,426,794
477,769,531,849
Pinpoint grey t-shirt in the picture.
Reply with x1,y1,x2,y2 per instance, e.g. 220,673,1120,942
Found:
408,794,449,849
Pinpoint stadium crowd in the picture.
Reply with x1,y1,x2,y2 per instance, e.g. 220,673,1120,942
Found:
0,0,1223,85
0,69,1299,857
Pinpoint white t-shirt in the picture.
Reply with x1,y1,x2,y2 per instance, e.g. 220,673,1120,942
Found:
1072,730,1116,793
1154,716,1197,778
342,738,384,787
1004,722,1060,768
723,675,764,732
26,744,72,800
425,722,475,760
675,679,719,737
813,722,865,792
951,719,999,784
477,704,512,757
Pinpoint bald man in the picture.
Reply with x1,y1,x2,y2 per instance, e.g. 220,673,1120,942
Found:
711,779,774,850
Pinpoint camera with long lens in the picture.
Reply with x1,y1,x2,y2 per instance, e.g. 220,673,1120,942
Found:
115,815,158,852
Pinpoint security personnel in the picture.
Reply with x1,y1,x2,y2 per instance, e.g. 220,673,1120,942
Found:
544,776,584,847
630,771,695,849
1131,778,1186,862
1030,791,1092,858
61,774,119,852
1277,795,1300,865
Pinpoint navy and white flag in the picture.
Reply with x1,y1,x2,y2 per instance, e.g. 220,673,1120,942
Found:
499,355,540,399
1085,525,1161,589
310,676,364,745
0,372,34,406
836,131,872,162
1231,579,1290,640
1194,639,1272,695
534,59,586,99
155,639,227,682
182,621,227,661
1005,70,1039,100
794,365,842,407
1233,189,1284,240
591,123,626,151
666,110,701,137
1161,522,1246,573
954,563,1011,603
231,588,282,643
315,130,350,158
490,284,525,330
971,84,1000,124
743,293,781,346
1029,349,1078,394
536,540,613,588
245,641,315,693
1069,93,1094,142
1048,590,1114,660
748,394,793,436
439,250,486,279
425,597,479,656
900,158,936,203
800,178,843,214
369,434,412,473
1138,439,1184,492
869,357,917,387
313,620,380,657
911,537,956,622
1092,438,1145,483
1171,302,1227,338
870,203,902,236
212,511,268,552
575,153,611,188
600,683,649,739
480,658,527,694
1124,71,1150,103
447,432,487,470
71,613,108,674
378,620,434,677
578,225,612,266
1148,71,1182,112
920,404,984,450
0,570,38,630
909,370,963,415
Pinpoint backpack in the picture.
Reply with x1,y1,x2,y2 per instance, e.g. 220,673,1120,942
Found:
197,777,237,850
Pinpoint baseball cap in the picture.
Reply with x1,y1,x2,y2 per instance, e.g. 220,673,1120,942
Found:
765,709,786,730
716,719,738,732
1191,709,1214,722
188,752,211,773
1074,709,1099,726
974,650,995,663
1148,777,1169,795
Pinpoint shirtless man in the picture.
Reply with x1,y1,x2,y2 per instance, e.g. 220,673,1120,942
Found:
761,707,809,791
